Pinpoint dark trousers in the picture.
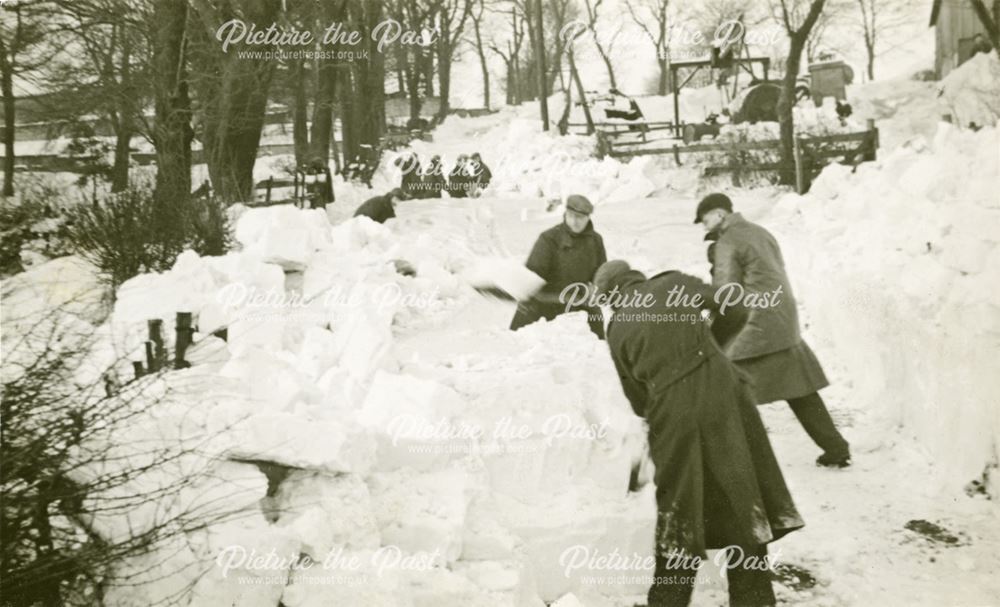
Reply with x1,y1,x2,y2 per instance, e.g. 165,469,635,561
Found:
787,392,850,456
647,545,776,607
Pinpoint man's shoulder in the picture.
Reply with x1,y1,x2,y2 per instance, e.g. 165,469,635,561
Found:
721,216,770,243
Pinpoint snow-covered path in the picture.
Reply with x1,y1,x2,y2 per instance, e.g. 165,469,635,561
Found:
429,190,1000,606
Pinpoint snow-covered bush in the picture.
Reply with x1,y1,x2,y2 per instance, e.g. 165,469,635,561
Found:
0,324,264,607
0,179,74,276
68,184,231,289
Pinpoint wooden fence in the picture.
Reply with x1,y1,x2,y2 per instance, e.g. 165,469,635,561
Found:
597,119,879,194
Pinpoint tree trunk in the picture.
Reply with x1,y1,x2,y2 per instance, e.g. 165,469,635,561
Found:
292,59,309,166
436,50,452,122
201,64,275,202
152,0,191,208
1,45,15,197
473,16,490,108
970,0,1000,54
110,34,134,193
657,57,669,95
191,0,280,203
777,0,827,186
866,45,875,81
405,51,422,122
310,58,337,165
778,35,807,185
569,52,594,134
422,51,435,96
530,0,549,130
598,46,618,90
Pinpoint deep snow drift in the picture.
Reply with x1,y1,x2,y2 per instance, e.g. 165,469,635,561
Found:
4,57,1000,607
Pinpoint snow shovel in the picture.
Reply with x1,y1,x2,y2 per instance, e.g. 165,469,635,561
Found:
461,256,546,302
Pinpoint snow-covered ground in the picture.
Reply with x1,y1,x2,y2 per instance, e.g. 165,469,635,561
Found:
4,52,1000,607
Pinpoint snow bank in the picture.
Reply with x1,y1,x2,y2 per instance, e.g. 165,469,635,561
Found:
767,122,1000,497
70,188,650,606
939,53,1000,129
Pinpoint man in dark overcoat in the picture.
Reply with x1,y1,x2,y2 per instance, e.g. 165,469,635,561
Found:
509,194,607,337
695,193,851,467
595,259,804,607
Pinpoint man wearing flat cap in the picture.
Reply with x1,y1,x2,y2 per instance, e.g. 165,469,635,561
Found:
509,194,607,337
695,192,851,468
595,259,803,607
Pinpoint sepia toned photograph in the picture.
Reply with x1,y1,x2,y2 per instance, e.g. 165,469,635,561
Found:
1,0,998,605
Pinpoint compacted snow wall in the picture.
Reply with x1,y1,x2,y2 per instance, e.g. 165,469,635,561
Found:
767,120,1000,497
5,199,652,607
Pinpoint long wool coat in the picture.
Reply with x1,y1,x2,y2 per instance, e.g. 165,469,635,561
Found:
605,269,804,558
712,213,829,403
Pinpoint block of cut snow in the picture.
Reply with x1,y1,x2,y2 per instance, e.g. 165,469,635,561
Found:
1,255,108,326
405,565,540,607
296,326,340,379
358,370,467,429
228,412,375,474
185,334,231,367
174,460,269,523
220,348,309,412
281,557,410,607
359,372,471,472
103,533,202,607
551,593,587,607
274,471,380,559
452,560,527,593
462,499,519,561
235,205,332,269
368,467,474,563
188,513,301,607
329,306,395,384
460,257,545,301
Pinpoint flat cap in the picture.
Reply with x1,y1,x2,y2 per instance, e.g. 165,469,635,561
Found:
566,194,594,215
694,192,733,224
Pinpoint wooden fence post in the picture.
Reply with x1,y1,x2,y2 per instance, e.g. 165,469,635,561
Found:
148,319,165,372
794,137,806,194
175,312,193,369
864,119,878,162
596,132,609,159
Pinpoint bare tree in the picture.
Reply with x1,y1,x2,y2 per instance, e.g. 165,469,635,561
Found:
150,0,192,210
338,0,387,173
392,0,441,124
853,0,917,80
1,313,255,607
522,0,550,128
969,0,1000,59
581,0,621,90
187,0,282,203
42,0,152,193
624,0,671,95
0,0,58,197
435,0,473,121
468,0,492,108
771,0,827,185
805,0,850,61
488,3,526,105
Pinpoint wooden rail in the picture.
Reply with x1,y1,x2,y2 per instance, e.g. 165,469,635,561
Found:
598,120,879,194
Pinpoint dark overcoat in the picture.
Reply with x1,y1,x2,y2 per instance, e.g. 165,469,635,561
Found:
353,195,395,224
606,269,804,558
509,220,607,336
